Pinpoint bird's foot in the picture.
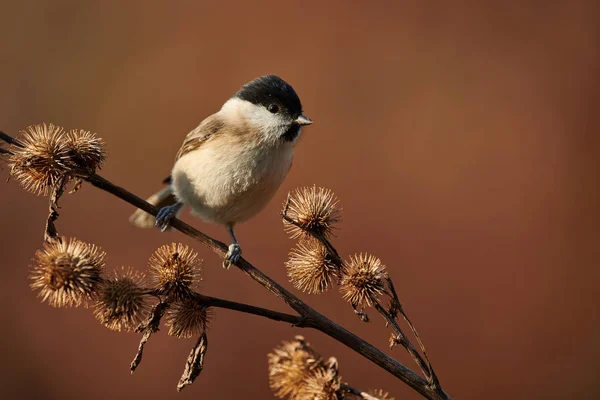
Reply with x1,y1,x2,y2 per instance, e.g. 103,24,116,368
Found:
222,243,242,269
155,203,181,232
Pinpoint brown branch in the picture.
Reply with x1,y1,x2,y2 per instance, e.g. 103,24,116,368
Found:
81,172,450,400
194,293,305,326
0,131,22,147
283,199,441,388
373,300,431,381
0,131,451,400
384,277,440,388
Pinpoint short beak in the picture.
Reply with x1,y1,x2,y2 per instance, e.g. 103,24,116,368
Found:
295,114,313,126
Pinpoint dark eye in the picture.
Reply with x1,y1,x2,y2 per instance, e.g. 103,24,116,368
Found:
267,104,279,113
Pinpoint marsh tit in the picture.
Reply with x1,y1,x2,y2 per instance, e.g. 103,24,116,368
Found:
130,75,312,267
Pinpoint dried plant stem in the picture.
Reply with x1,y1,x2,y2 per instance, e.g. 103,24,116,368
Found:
0,132,451,400
0,131,19,147
82,172,450,400
283,194,442,389
194,293,304,326
373,301,432,382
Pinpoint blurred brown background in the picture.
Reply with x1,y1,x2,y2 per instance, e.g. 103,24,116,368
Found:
1,1,599,399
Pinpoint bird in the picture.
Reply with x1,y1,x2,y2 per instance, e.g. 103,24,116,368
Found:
129,75,312,268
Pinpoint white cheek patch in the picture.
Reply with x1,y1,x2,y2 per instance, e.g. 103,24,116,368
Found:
221,98,288,142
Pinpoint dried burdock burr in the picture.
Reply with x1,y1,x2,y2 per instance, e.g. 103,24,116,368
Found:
64,128,106,173
268,336,322,399
297,357,341,400
94,267,149,332
283,186,341,239
30,237,105,307
339,253,388,310
269,337,393,400
148,243,201,301
9,123,72,195
8,123,105,195
286,238,339,294
166,297,213,339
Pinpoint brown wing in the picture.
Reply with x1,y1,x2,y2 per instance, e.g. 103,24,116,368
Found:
175,115,225,160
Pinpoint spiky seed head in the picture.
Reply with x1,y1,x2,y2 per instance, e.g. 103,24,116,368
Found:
286,239,338,294
9,123,72,195
297,363,341,400
94,267,149,332
30,237,105,307
368,389,395,400
283,186,341,239
148,243,201,301
268,336,323,399
166,298,213,338
339,253,388,309
8,124,106,196
64,129,106,173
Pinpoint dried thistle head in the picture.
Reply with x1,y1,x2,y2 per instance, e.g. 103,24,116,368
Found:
268,336,322,399
94,267,149,332
297,361,341,400
286,239,338,294
368,389,395,400
65,129,106,173
339,253,388,309
283,186,340,239
30,237,105,307
8,123,106,195
148,243,201,300
9,123,72,195
166,298,213,338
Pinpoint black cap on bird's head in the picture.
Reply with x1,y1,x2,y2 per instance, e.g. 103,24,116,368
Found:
235,75,312,127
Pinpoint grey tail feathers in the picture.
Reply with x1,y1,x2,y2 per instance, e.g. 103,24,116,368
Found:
129,186,178,228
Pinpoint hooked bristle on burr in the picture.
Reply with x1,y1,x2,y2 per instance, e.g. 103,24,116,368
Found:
283,186,341,239
29,237,105,307
148,243,201,301
94,267,149,332
339,253,388,309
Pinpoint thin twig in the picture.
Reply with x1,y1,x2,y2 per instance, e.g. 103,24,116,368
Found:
0,131,22,147
384,277,439,388
143,288,304,326
194,293,305,326
373,300,430,381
